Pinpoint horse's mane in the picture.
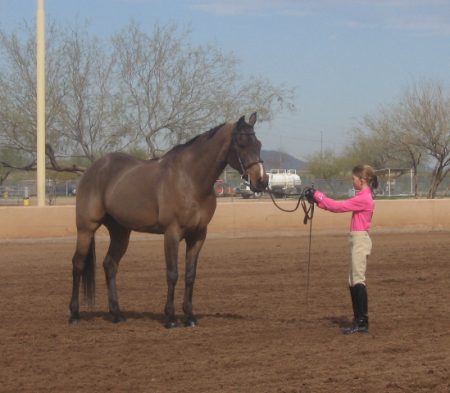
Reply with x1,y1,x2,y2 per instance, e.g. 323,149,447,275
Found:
168,123,227,154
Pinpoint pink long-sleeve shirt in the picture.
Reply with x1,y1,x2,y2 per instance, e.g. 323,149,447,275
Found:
313,187,375,232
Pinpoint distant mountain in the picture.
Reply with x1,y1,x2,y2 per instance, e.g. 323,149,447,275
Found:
261,150,307,171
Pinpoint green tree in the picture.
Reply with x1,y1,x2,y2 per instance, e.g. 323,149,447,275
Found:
0,160,12,186
304,148,348,198
0,147,30,186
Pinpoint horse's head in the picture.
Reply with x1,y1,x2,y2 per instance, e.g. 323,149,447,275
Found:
228,112,268,192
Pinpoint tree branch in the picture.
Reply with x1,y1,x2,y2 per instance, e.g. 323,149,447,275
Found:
0,155,86,175
0,169,12,186
0,160,37,171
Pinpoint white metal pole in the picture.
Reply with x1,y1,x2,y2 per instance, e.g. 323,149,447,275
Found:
36,0,46,206
320,129,323,156
388,168,391,197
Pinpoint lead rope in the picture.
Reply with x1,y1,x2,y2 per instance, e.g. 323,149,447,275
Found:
266,185,315,305
305,201,314,306
239,172,315,305
267,187,314,224
231,130,315,304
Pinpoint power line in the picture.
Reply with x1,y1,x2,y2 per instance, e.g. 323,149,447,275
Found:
258,131,349,145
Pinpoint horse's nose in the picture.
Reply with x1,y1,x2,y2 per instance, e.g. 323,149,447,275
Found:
258,176,268,190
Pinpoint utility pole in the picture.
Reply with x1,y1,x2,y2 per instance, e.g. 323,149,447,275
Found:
320,129,323,156
279,135,282,168
36,0,46,206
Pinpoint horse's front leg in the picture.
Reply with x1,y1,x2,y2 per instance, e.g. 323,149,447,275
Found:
164,228,181,328
183,229,207,327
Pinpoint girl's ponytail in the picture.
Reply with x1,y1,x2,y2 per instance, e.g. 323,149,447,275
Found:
372,175,378,190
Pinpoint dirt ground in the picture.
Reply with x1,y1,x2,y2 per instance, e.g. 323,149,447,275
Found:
1,231,449,393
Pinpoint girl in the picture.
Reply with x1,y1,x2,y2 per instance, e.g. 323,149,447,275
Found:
305,165,378,334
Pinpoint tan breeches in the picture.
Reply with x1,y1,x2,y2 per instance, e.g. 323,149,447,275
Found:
348,231,372,287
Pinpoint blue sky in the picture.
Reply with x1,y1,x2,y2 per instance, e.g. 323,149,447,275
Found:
1,0,450,161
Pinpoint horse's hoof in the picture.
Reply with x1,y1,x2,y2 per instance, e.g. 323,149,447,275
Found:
112,314,127,323
68,317,79,325
68,312,80,325
184,319,199,327
165,321,180,329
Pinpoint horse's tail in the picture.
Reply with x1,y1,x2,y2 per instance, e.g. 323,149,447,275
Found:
82,237,96,309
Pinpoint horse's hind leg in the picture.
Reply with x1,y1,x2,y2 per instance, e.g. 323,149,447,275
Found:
69,229,97,324
103,216,131,323
183,229,207,327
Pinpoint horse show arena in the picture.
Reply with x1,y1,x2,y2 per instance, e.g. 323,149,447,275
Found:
1,200,450,392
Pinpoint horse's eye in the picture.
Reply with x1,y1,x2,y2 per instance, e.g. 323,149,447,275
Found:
238,144,246,149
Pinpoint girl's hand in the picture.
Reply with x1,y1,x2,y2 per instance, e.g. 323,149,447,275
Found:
303,187,316,204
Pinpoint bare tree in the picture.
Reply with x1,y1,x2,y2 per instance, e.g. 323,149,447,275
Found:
399,78,450,198
349,78,450,198
0,21,81,169
353,104,426,197
0,20,137,174
113,20,296,157
0,22,50,162
56,22,136,163
0,19,295,170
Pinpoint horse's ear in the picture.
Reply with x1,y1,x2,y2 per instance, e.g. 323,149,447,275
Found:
236,115,246,130
248,112,257,127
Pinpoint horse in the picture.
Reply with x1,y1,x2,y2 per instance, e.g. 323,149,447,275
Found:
69,112,268,328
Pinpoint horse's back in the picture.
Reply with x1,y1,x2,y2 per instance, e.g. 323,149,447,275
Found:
77,152,143,197
76,153,158,230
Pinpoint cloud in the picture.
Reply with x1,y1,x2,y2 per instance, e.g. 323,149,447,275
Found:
190,0,298,16
190,0,450,35
384,14,450,35
190,0,448,13
335,3,450,35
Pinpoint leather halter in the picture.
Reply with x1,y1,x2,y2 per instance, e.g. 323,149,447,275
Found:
231,131,264,177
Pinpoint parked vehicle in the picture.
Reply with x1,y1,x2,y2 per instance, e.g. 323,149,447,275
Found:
235,182,262,199
214,180,237,197
267,169,302,197
236,169,302,199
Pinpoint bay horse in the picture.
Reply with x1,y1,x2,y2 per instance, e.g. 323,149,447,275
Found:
69,113,268,328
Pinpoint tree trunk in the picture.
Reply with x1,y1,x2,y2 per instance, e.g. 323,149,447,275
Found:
440,183,450,198
428,162,444,199
0,171,12,186
412,165,419,198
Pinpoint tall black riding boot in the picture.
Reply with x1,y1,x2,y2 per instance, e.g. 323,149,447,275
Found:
341,283,369,334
